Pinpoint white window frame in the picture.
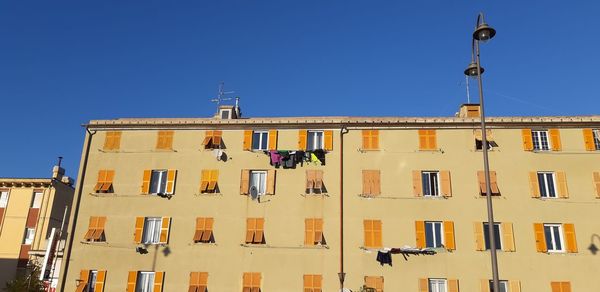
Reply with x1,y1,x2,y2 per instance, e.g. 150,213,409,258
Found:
23,228,35,245
428,278,447,292
86,270,98,292
149,170,168,195
483,222,502,250
142,217,162,244
422,171,440,197
488,280,508,292
0,191,9,208
249,171,267,195
425,221,444,248
532,130,550,151
31,191,43,208
537,172,557,198
544,224,565,253
593,129,600,150
306,130,324,151
252,131,269,151
136,271,155,292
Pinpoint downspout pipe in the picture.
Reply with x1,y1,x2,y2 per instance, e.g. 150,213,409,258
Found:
57,127,95,291
339,126,348,289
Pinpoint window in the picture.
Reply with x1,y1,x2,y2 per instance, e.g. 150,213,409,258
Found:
475,222,515,252
249,171,267,195
364,276,383,292
142,217,162,244
305,170,325,194
84,216,106,242
136,272,155,292
483,223,502,250
252,131,269,150
531,130,550,151
31,191,43,208
202,130,223,149
534,223,577,253
193,217,214,243
530,171,568,199
128,271,163,292
307,130,324,151
134,217,170,245
200,170,219,193
304,218,324,245
299,130,333,151
418,129,437,150
0,190,9,208
422,171,440,197
245,218,265,244
425,221,443,248
188,272,208,292
488,280,508,292
477,171,500,196
75,270,106,292
221,109,231,119
594,172,600,198
141,169,176,195
416,221,455,250
551,282,571,292
150,170,168,194
362,170,381,196
103,131,122,151
537,172,557,198
544,224,564,252
428,279,447,292
303,275,322,292
155,131,174,150
86,270,98,292
474,129,498,150
363,219,382,248
240,170,275,196
593,129,600,150
362,130,380,150
94,170,114,193
242,272,261,292
23,228,35,244
243,130,277,151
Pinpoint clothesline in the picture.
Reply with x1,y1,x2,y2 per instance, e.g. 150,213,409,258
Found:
374,246,437,266
265,149,327,168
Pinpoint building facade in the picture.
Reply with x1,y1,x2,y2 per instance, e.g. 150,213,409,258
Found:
0,166,74,289
59,104,600,292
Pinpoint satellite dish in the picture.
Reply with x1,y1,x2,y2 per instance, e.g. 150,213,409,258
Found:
250,186,258,200
214,149,223,161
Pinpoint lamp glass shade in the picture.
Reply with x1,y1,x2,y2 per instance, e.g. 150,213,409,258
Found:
464,63,484,77
473,24,496,42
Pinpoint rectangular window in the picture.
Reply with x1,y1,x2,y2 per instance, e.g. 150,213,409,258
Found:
193,217,214,243
488,280,508,292
304,218,324,246
544,224,564,252
150,170,168,194
428,278,447,292
532,130,550,151
0,190,9,208
474,129,498,150
305,170,325,194
364,276,384,292
252,131,269,150
418,129,437,150
249,171,267,195
200,170,219,193
362,130,380,150
156,131,174,150
477,171,500,196
307,131,324,151
362,170,381,196
83,216,107,242
483,223,502,250
303,275,322,292
537,172,557,198
188,272,208,292
136,272,155,292
242,273,261,292
594,129,600,150
23,228,35,244
103,131,122,151
245,218,265,244
363,219,383,248
31,191,43,208
422,171,440,197
202,130,223,149
425,221,444,248
94,170,115,193
551,281,572,292
142,217,162,244
86,270,98,292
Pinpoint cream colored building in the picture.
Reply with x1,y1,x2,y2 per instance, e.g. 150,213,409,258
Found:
0,166,74,289
59,104,600,292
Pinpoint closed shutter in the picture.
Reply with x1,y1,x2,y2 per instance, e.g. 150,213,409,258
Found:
563,223,578,253
94,270,106,292
583,128,596,151
418,279,428,292
245,218,256,243
266,169,276,195
242,273,252,292
509,280,521,292
305,218,314,245
189,272,200,292
371,130,379,149
556,171,569,198
243,130,253,151
362,170,371,195
134,217,144,243
480,279,490,292
418,130,428,150
373,220,382,247
362,130,371,149
594,172,600,198
502,222,515,252
474,222,485,251
533,223,547,252
448,279,459,292
159,217,171,243
112,132,122,150
529,172,540,198
194,218,205,242
477,171,486,194
440,171,452,197
549,129,562,151
153,271,164,292
412,170,422,196
166,170,177,194
306,170,315,190
324,130,333,151
415,221,426,248
126,271,137,292
364,220,382,248
372,170,381,196
156,131,174,150
141,170,152,194
268,130,278,150
314,219,323,244
103,132,113,150
521,129,533,151
298,130,307,150
240,170,250,195
364,220,373,247
198,272,208,292
444,221,456,250
428,130,437,150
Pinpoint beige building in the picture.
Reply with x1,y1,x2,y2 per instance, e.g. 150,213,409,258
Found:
59,104,600,292
0,166,74,289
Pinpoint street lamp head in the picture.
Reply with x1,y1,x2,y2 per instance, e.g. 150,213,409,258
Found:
473,22,496,42
464,62,484,77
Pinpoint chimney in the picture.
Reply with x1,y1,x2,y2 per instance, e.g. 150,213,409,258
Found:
458,103,481,118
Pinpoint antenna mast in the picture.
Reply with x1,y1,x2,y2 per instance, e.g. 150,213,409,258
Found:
210,81,234,109
465,75,471,104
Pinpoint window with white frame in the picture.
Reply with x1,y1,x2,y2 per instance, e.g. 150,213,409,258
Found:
307,131,324,151
0,191,8,208
249,171,267,195
252,131,269,150
483,223,502,250
422,171,440,197
86,270,98,292
149,170,168,194
594,129,600,150
428,278,447,292
488,280,508,292
425,221,443,248
142,217,162,244
136,272,155,292
544,224,564,252
31,191,43,208
537,172,557,198
532,130,550,151
23,228,35,244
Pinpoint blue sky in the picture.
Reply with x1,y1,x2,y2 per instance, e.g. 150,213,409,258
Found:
1,1,599,178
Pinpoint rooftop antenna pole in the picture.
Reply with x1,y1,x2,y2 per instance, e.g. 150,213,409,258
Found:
210,81,234,110
57,156,63,167
465,75,471,104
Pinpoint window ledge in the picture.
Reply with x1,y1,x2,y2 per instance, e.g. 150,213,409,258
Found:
301,193,329,197
89,193,172,198
358,148,381,153
80,241,108,245
240,243,329,250
418,149,444,153
191,242,218,246
98,149,178,153
151,149,178,153
195,193,223,197
476,194,503,199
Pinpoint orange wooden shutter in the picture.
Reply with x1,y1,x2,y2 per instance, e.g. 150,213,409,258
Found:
324,130,333,151
153,271,164,292
594,172,600,198
509,280,521,292
266,169,276,195
212,130,222,146
440,171,452,197
198,272,208,292
240,170,250,195
159,217,171,243
243,130,253,151
166,169,177,194
202,218,213,242
448,279,459,292
202,131,213,146
561,282,572,292
141,170,152,194
529,172,540,198
84,217,98,240
94,270,106,292
314,219,323,244
444,221,456,250
556,171,569,198
522,129,533,151
94,216,107,240
94,170,106,191
415,221,425,248
189,272,200,292
533,223,547,252
564,223,577,253
362,130,371,149
101,170,114,192
242,273,252,291
200,170,210,192
372,170,381,195
489,171,499,194
428,130,437,150
480,279,490,292
112,132,122,150
418,278,428,292
306,170,315,190
156,131,173,150
502,222,515,252
305,218,314,245
103,132,113,150
126,271,137,292
208,170,219,191
373,220,382,247
418,130,428,150
583,129,596,151
268,130,278,150
245,218,256,243
371,130,379,149
134,217,144,243
362,170,371,195
314,170,323,191
363,220,372,247
255,218,264,243
298,130,307,150
80,269,90,284
413,170,422,196
474,222,485,251
477,171,486,194
194,218,205,242
549,129,562,151
551,282,560,292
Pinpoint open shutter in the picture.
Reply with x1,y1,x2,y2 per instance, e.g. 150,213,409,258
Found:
208,170,219,191
255,218,264,243
305,219,315,245
94,217,107,240
159,217,171,243
126,271,137,292
243,130,253,151
245,218,256,243
314,170,323,191
101,170,114,192
166,170,177,194
141,170,152,194
440,171,452,197
298,130,307,150
373,220,382,248
212,131,222,146
533,223,547,252
84,217,98,240
556,171,569,198
412,170,422,196
502,222,515,252
362,170,371,195
372,170,381,196
240,170,250,195
594,172,600,198
266,169,276,195
134,217,144,243
76,270,90,292
474,222,485,251
202,218,213,242
153,271,164,292
324,130,333,151
489,171,499,194
522,129,533,151
480,279,490,292
200,170,210,192
202,131,213,146
448,279,459,292
418,279,429,292
314,219,323,244
306,170,315,190
529,172,540,198
194,218,205,242
509,280,521,292
549,129,562,151
415,221,425,248
564,223,578,253
583,129,596,151
94,270,106,292
371,130,379,149
268,130,278,150
444,221,456,250
94,170,106,192
362,130,371,149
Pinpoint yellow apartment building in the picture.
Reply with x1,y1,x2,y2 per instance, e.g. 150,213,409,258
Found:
59,104,600,292
0,166,74,289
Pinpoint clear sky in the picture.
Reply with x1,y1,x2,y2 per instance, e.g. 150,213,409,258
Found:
1,1,599,178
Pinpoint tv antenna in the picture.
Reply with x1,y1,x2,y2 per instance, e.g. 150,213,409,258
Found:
210,81,235,108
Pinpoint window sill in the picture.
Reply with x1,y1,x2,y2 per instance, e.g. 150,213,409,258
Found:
477,194,503,198
240,243,329,250
302,193,329,197
358,148,381,153
191,242,218,246
98,149,178,153
195,192,223,197
418,149,444,153
151,149,178,153
80,241,108,245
